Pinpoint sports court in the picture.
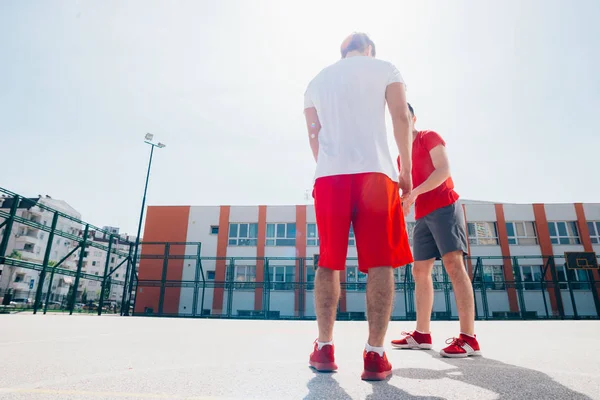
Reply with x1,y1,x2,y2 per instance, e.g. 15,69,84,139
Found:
0,315,598,399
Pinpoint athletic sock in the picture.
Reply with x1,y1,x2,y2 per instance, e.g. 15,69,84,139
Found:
365,343,385,357
317,340,333,350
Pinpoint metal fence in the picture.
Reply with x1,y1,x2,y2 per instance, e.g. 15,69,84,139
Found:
0,187,136,315
134,254,600,320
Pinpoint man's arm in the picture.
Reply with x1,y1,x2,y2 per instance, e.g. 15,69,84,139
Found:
412,145,451,197
386,82,412,193
304,107,321,162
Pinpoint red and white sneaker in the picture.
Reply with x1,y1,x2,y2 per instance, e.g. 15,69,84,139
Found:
361,350,392,381
440,333,482,358
309,340,338,372
391,331,433,350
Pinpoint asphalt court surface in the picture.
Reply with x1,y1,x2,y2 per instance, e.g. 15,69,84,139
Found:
0,315,598,399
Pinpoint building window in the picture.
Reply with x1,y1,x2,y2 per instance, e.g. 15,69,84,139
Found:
468,222,499,245
266,223,296,246
92,261,96,266
306,267,315,290
394,267,407,283
84,251,89,258
346,266,367,291
481,265,505,290
268,266,295,290
587,221,600,244
406,222,416,246
207,271,215,280
506,221,537,245
548,222,580,245
348,225,356,246
307,223,319,247
210,226,219,235
39,232,45,240
111,257,115,263
228,223,258,246
115,274,119,278
233,265,256,289
519,265,543,290
15,273,25,283
24,243,34,252
556,265,590,290
432,264,446,290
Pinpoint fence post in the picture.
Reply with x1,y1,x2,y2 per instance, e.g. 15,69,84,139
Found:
158,243,170,316
226,258,234,318
98,235,114,316
0,195,19,258
70,224,89,315
512,257,527,318
120,243,133,315
33,212,59,314
192,244,201,317
263,258,269,319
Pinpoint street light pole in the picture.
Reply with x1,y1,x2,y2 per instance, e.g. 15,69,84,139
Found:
123,134,165,316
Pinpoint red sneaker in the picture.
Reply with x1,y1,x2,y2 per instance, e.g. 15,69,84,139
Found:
391,331,433,350
309,340,338,372
361,350,392,381
440,333,482,358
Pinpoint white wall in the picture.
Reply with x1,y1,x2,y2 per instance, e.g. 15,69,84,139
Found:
583,204,600,220
544,204,577,221
266,206,295,223
464,204,496,222
229,206,258,222
503,204,535,221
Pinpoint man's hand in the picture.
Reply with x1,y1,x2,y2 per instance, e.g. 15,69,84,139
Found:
398,169,412,198
401,190,417,216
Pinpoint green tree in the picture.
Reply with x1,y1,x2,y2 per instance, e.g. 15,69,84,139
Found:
9,250,22,259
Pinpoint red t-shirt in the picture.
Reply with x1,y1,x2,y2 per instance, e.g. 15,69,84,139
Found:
397,130,459,219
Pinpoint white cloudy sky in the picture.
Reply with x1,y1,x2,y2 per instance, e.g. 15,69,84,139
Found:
1,0,598,234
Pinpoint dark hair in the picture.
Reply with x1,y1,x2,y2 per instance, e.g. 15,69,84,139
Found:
341,32,376,58
407,102,414,116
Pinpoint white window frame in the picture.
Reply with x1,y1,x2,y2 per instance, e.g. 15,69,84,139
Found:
406,222,416,246
555,265,590,290
307,223,319,247
266,223,296,246
519,265,543,290
346,266,367,291
233,265,256,290
432,264,447,290
587,221,600,244
548,221,580,245
228,223,258,246
468,222,499,245
481,265,505,290
506,221,538,245
268,265,295,290
306,266,315,291
394,267,407,283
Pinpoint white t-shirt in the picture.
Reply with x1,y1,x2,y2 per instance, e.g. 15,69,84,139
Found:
304,56,405,182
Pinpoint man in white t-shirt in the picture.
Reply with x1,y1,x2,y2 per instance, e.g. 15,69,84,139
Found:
304,32,414,381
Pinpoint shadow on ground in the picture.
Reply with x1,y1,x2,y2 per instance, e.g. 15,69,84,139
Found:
304,352,592,400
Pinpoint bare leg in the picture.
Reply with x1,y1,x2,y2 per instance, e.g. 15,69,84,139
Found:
412,259,435,333
442,251,475,335
366,267,395,347
314,268,340,342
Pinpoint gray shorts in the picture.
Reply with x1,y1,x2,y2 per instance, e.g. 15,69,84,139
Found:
413,201,468,261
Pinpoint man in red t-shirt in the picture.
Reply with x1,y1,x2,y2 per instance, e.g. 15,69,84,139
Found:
391,103,481,358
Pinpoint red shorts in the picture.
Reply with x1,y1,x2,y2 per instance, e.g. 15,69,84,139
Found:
313,173,413,273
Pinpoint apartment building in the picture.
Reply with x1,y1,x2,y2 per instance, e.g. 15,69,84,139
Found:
0,195,81,302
